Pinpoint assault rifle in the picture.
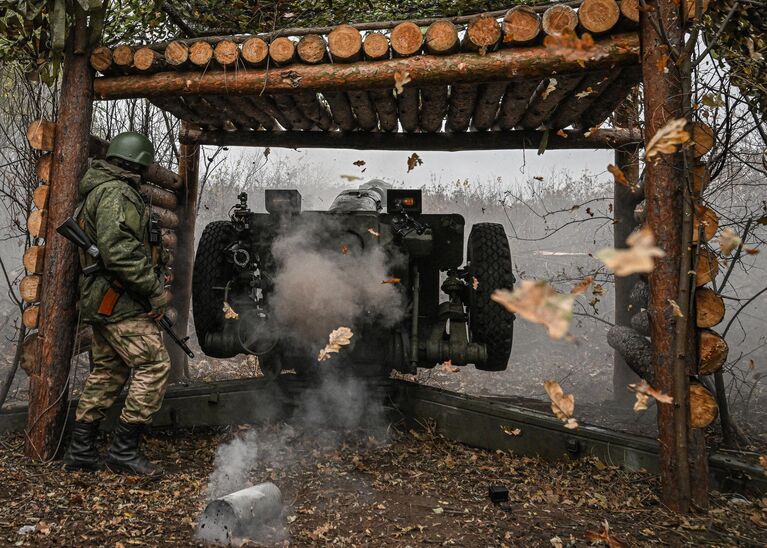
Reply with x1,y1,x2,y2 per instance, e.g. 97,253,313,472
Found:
57,217,195,358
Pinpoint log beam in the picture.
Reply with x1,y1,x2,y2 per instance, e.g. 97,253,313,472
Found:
94,33,641,100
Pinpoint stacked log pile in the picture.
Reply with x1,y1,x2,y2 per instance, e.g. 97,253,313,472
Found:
25,120,183,332
90,1,653,137
608,123,720,428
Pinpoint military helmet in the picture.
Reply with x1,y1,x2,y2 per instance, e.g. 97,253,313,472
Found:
106,132,154,168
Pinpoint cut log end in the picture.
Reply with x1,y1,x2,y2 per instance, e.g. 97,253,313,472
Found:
328,24,362,62
112,45,134,67
579,0,620,34
133,48,163,72
692,122,714,158
90,46,112,72
22,305,40,330
27,119,57,151
691,162,710,195
20,275,41,303
36,154,52,182
695,287,725,328
465,14,502,50
503,6,542,45
363,32,390,60
698,328,728,375
689,382,718,428
33,185,49,210
27,209,47,239
424,20,459,55
696,248,719,287
692,204,719,243
214,40,240,67
165,41,189,66
242,37,269,66
23,245,45,274
189,41,214,67
269,37,296,65
620,0,640,23
685,0,710,19
297,34,328,64
542,5,579,36
391,21,424,56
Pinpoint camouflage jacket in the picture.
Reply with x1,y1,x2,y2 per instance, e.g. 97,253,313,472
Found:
77,160,166,324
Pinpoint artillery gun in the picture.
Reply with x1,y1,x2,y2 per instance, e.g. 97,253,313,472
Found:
192,181,515,377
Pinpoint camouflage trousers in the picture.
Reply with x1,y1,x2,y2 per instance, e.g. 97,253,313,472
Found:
76,317,171,425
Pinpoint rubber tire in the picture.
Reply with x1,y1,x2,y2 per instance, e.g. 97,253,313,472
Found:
467,223,515,371
192,221,236,352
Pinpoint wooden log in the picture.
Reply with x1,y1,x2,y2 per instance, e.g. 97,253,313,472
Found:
297,34,328,64
133,48,165,72
165,41,189,67
397,88,419,132
20,275,41,303
272,94,314,130
327,24,362,62
269,37,297,65
620,0,640,23
94,33,641,100
463,13,501,52
189,41,213,67
497,79,541,130
214,40,240,67
542,5,578,36
419,86,449,132
363,32,390,60
22,305,39,330
112,44,134,69
20,332,40,376
446,83,479,132
32,185,49,210
228,96,276,130
153,205,180,229
502,6,542,45
322,91,357,131
36,154,52,182
692,204,718,243
689,382,717,428
149,96,215,129
184,95,238,130
249,95,291,128
549,70,618,129
695,287,725,328
368,89,398,132
630,279,649,311
692,122,714,158
347,91,378,130
578,0,620,34
698,329,728,375
607,325,652,382
691,162,710,195
90,46,112,72
241,37,269,67
141,183,178,210
391,21,423,57
696,248,719,287
292,92,335,130
630,309,650,336
472,82,507,130
576,65,642,130
520,74,584,129
23,245,45,273
27,209,47,238
424,20,459,55
27,119,56,151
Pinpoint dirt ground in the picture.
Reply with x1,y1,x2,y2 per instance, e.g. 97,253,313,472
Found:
1,422,766,547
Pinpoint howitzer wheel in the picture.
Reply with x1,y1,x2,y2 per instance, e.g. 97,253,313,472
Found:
466,223,515,371
193,221,236,355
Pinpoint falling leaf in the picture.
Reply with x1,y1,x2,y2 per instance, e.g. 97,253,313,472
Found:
541,78,558,100
491,280,575,339
668,299,684,318
575,87,595,99
717,227,741,256
645,118,690,161
745,247,760,256
571,276,593,295
555,129,568,138
586,520,627,548
592,283,604,296
263,147,271,159
353,160,366,167
222,301,239,320
607,164,638,191
406,152,423,172
759,456,767,475
318,327,353,362
340,174,362,182
394,70,411,94
543,31,594,52
340,243,350,255
382,278,401,284
543,380,578,429
367,228,381,237
440,360,459,373
533,176,544,181
472,276,479,290
595,226,666,276
628,380,673,412
563,417,579,429
501,425,522,436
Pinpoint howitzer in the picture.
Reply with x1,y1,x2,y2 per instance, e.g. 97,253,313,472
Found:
57,217,195,358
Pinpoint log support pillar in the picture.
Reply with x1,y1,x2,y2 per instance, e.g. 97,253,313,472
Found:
25,11,94,460
167,124,200,380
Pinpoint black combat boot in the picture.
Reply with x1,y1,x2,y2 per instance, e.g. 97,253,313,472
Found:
63,421,103,472
105,421,163,477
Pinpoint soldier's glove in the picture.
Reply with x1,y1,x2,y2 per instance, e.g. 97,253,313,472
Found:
148,289,171,320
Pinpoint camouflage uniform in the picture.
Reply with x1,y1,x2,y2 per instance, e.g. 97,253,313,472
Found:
74,159,171,426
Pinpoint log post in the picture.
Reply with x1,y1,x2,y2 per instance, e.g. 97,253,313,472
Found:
25,10,94,461
167,123,200,380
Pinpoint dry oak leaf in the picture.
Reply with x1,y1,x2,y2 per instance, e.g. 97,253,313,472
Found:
595,226,666,276
585,520,626,548
491,280,575,339
367,227,381,237
382,278,401,284
222,301,239,320
544,380,579,429
607,164,638,191
592,283,605,296
575,86,595,99
340,243,350,255
541,78,558,100
394,70,411,94
628,380,673,412
406,152,423,172
318,326,353,362
353,160,366,167
440,360,460,373
556,129,568,138
571,275,594,295
717,227,741,257
668,298,684,318
759,455,767,475
645,118,690,160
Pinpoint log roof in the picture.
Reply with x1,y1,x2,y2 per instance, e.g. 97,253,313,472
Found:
91,2,644,151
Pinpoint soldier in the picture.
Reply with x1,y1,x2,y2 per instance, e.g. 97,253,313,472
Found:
64,132,171,477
